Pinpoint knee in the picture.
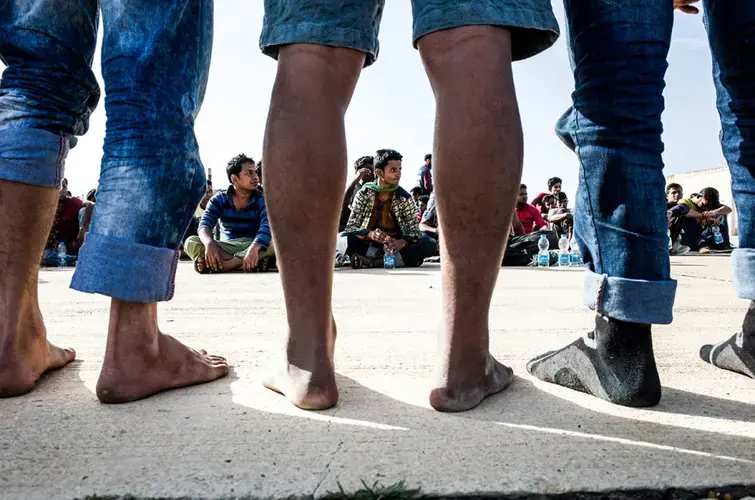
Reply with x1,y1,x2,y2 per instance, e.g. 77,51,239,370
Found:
418,26,513,79
275,45,363,109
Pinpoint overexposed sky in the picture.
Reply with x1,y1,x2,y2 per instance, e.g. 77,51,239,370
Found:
2,2,725,198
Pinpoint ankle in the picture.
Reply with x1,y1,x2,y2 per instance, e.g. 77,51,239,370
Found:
105,300,160,358
594,315,653,356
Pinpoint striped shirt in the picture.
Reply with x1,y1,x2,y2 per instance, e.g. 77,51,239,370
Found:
199,185,271,249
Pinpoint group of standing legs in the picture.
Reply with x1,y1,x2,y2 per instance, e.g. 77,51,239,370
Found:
1,0,752,411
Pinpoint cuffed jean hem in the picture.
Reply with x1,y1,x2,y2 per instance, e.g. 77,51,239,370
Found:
583,269,677,325
412,1,560,61
71,233,179,303
0,128,68,187
260,23,379,67
733,248,755,300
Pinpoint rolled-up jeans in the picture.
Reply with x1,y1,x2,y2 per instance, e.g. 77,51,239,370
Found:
556,0,676,324
703,0,755,301
0,0,213,303
558,0,755,324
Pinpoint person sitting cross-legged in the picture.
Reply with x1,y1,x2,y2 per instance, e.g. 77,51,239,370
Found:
342,149,437,268
184,154,274,273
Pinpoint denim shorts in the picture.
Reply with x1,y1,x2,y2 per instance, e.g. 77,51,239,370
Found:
260,0,560,66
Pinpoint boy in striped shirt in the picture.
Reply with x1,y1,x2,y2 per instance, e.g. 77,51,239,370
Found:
184,154,274,273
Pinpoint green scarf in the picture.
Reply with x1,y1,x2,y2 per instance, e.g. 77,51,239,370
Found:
363,182,399,193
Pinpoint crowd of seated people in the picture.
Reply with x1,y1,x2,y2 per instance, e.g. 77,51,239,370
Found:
667,182,734,255
46,164,732,275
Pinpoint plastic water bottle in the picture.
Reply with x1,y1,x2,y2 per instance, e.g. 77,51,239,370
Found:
384,250,396,270
537,234,550,268
570,235,582,267
57,242,67,267
712,226,724,245
558,234,570,268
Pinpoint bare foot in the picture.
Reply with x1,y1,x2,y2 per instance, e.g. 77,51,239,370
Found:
262,319,338,410
0,298,76,398
95,300,228,404
430,354,514,412
97,333,228,403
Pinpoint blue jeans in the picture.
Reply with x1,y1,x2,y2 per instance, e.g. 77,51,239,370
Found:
558,0,755,324
557,0,675,324
260,0,560,67
0,0,213,303
704,0,755,301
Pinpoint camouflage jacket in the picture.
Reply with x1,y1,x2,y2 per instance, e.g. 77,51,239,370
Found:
342,185,421,242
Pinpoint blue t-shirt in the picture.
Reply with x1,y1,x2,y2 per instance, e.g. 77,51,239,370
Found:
199,185,271,248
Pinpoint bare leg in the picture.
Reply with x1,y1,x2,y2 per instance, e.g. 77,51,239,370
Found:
96,300,228,403
0,182,76,397
261,45,364,410
419,26,520,412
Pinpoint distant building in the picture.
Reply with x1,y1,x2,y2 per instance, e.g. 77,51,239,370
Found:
665,166,737,236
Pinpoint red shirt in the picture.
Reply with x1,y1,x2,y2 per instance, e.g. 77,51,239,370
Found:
52,196,84,249
516,203,548,234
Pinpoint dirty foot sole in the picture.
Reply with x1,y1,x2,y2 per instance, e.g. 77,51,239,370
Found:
262,361,338,411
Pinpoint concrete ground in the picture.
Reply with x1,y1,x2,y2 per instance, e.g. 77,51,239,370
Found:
2,255,754,499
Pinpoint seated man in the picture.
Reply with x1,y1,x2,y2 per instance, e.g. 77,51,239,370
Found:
515,184,549,234
44,180,93,265
420,192,438,240
541,193,558,218
665,183,690,256
417,195,430,222
339,155,374,232
532,176,563,215
184,154,274,273
342,149,437,267
680,187,733,253
411,187,424,207
548,192,573,236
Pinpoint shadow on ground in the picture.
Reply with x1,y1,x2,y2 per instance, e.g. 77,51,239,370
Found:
4,360,752,499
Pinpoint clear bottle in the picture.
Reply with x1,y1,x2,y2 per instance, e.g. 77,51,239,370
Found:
537,234,550,268
558,234,570,268
383,249,396,270
570,235,582,267
57,242,67,267
712,225,724,245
